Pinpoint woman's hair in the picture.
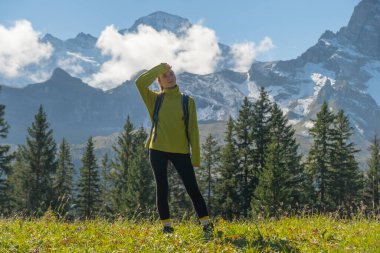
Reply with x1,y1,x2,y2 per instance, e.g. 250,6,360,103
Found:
157,75,164,92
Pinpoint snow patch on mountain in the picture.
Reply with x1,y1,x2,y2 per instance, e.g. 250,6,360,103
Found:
246,81,261,101
354,122,365,135
288,63,336,116
304,120,314,129
66,51,98,64
198,106,214,121
311,73,336,88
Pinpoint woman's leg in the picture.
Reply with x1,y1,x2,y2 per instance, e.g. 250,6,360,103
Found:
149,149,172,227
168,152,210,223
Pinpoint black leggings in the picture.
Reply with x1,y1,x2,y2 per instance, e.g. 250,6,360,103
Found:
149,148,209,220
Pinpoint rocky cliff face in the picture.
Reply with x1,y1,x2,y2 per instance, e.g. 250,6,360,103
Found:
338,0,380,59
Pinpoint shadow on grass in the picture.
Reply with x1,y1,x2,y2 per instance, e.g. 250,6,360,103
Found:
220,233,299,252
251,237,299,253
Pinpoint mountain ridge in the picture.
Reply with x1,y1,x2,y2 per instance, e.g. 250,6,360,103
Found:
1,2,380,166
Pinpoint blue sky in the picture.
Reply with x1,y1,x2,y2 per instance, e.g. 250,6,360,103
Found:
1,0,360,61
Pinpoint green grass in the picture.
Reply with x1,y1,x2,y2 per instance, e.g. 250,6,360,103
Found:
0,215,379,252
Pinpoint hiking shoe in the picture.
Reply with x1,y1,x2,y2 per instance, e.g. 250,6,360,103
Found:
163,226,174,234
202,222,215,240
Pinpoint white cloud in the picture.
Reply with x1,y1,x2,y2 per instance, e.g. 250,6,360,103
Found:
88,23,222,90
57,53,86,76
231,36,275,72
0,20,53,78
58,58,84,76
29,71,51,83
0,19,275,89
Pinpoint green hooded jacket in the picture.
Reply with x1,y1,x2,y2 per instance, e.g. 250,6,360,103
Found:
135,63,200,167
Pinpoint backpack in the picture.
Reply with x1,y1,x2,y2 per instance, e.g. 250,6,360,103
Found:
149,92,190,146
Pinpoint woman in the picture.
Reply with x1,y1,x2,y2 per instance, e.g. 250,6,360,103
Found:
135,63,214,237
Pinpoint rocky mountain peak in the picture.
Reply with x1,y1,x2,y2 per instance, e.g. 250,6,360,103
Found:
75,32,96,41
41,33,64,47
319,30,336,41
122,11,192,35
50,67,73,81
337,0,380,58
45,67,89,89
65,32,97,49
39,67,101,94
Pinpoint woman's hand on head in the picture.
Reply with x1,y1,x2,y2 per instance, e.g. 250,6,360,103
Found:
161,63,172,72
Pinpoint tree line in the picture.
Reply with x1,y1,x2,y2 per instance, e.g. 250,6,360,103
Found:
0,87,379,220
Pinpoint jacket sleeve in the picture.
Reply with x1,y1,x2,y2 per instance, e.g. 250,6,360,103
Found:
135,63,167,120
188,97,200,167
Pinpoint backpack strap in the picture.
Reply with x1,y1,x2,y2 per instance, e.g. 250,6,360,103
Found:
150,92,165,143
181,93,190,146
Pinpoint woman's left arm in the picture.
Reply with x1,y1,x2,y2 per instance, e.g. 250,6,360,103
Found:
188,97,200,168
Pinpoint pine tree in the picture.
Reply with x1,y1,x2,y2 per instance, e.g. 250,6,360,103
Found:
20,105,57,216
196,133,221,216
99,153,113,217
0,94,13,215
366,134,380,211
251,87,272,173
235,96,255,217
214,116,241,220
53,138,74,219
76,137,101,219
7,148,30,214
252,103,303,217
329,110,361,212
306,102,335,212
110,116,134,215
125,126,155,218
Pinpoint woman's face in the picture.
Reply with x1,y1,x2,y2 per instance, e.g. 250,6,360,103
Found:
158,70,176,88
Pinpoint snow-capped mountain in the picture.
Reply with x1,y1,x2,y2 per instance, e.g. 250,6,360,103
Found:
1,0,380,165
119,11,192,35
247,0,380,158
0,11,233,88
0,31,106,88
118,11,234,70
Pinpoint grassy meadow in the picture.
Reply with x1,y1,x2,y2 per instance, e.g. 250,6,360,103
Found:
0,213,379,252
